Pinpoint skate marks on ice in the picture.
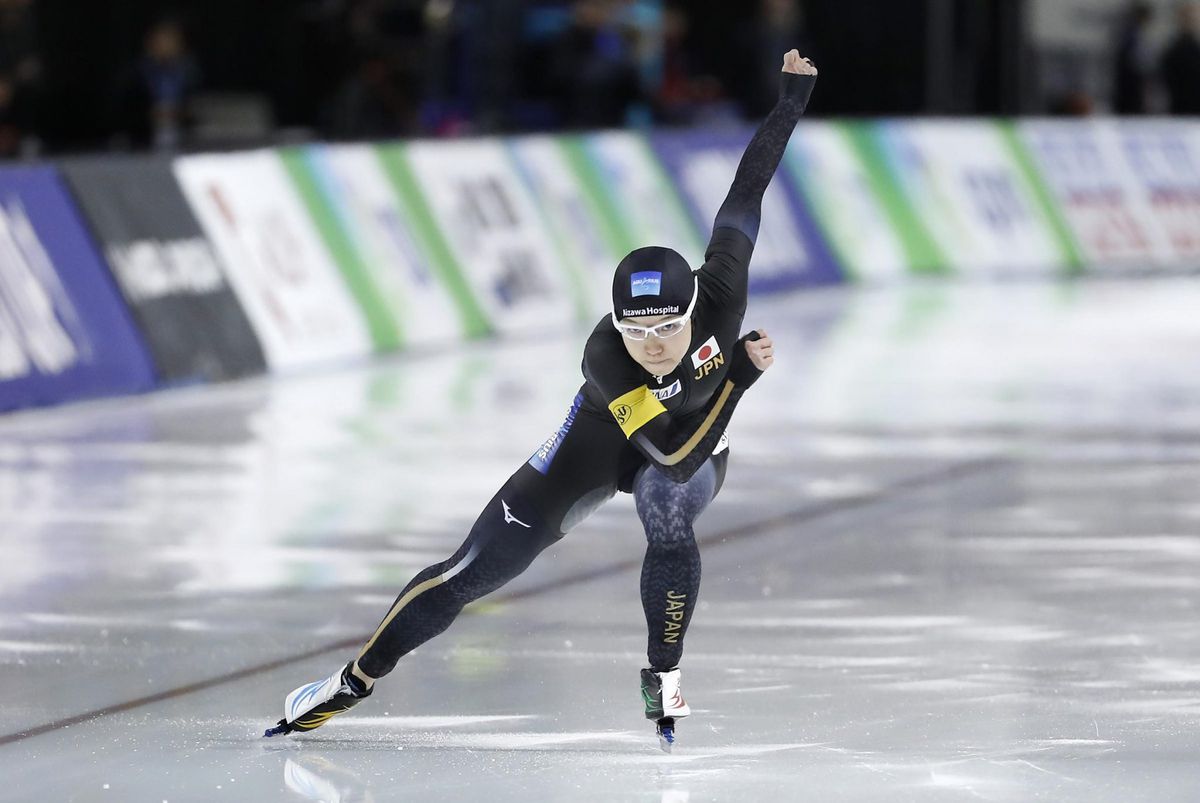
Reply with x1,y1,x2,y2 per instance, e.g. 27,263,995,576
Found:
251,711,816,761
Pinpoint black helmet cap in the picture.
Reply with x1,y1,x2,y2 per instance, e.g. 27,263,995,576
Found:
611,246,696,320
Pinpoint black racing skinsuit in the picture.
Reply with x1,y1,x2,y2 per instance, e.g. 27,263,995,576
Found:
356,71,817,680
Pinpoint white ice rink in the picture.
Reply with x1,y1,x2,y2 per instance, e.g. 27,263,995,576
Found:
3,279,1200,802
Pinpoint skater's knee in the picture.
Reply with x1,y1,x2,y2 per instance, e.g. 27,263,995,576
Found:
633,463,715,545
637,505,698,548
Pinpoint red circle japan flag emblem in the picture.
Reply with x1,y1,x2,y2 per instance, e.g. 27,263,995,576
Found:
691,336,722,370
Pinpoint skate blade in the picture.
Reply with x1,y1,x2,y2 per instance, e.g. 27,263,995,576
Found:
657,727,675,754
264,719,291,738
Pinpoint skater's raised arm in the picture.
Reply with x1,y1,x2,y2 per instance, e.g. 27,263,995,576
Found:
700,50,817,304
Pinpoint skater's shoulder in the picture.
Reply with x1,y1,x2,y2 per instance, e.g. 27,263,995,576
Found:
582,316,625,361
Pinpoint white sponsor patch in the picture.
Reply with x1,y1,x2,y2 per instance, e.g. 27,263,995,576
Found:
106,238,226,301
690,335,721,370
651,379,682,401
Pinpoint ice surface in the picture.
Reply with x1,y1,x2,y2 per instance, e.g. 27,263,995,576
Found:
2,279,1200,801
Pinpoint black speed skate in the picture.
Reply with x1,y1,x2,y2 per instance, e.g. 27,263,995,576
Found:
264,662,371,737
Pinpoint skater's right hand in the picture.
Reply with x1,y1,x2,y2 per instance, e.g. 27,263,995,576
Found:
782,50,817,75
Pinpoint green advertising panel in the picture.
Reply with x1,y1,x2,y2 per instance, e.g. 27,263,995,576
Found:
845,122,948,276
563,131,705,265
374,144,491,339
283,144,492,350
282,147,402,351
508,134,623,319
785,122,921,281
382,139,582,336
998,122,1085,274
868,120,1078,277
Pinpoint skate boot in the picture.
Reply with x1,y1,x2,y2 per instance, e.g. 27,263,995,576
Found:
264,661,372,737
640,667,690,752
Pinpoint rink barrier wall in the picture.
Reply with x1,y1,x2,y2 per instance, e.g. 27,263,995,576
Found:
61,155,268,384
398,138,581,336
784,121,924,281
280,146,410,352
507,134,626,320
0,167,156,412
1016,120,1179,267
568,131,707,264
867,119,1075,277
1,118,1197,413
1112,121,1200,263
173,150,374,371
1014,119,1200,268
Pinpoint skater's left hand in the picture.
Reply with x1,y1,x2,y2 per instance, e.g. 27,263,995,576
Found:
782,50,817,75
744,329,774,371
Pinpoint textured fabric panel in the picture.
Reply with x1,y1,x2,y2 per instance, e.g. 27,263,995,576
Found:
711,78,811,244
634,458,720,671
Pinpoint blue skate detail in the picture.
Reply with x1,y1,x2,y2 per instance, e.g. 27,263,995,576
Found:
294,680,325,709
656,719,676,753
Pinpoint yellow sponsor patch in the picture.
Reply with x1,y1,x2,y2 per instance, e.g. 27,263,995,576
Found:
608,385,667,438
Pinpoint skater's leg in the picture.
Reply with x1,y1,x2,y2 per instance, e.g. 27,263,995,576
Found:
634,453,725,672
355,484,557,680
271,408,625,735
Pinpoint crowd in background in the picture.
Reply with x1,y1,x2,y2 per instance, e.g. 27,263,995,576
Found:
0,0,1197,160
0,0,820,157
1114,1,1200,115
0,0,38,157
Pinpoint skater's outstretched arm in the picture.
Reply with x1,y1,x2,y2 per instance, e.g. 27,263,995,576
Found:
700,50,817,306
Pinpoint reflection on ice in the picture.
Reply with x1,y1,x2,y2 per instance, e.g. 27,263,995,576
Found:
285,755,374,803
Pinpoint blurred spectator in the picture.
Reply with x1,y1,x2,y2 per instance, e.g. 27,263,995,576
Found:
0,0,38,156
328,46,419,138
18,1,1134,151
654,4,736,126
1161,1,1200,114
470,0,526,133
551,0,644,128
734,0,808,118
416,0,468,134
1049,90,1096,117
112,18,201,150
0,0,39,87
654,5,698,124
1113,2,1155,114
321,0,433,138
0,71,30,157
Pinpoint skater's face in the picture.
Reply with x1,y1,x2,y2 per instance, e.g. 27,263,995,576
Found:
617,314,693,376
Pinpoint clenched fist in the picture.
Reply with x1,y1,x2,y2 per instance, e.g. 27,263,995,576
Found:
782,50,817,75
744,329,775,371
